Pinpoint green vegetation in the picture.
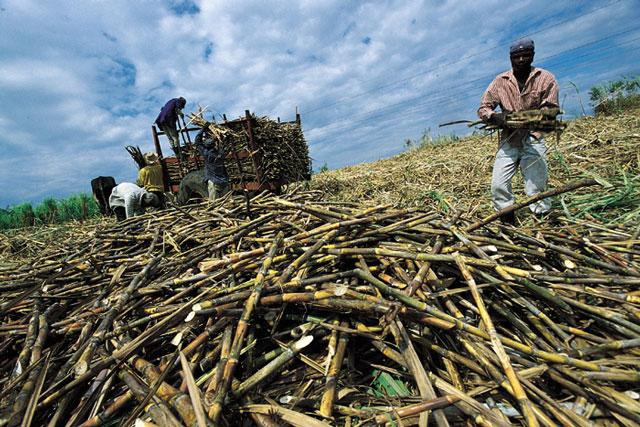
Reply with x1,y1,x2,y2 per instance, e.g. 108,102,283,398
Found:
559,170,640,223
403,129,461,152
0,194,101,230
370,369,411,398
589,75,640,115
417,129,459,149
417,189,452,213
318,162,329,173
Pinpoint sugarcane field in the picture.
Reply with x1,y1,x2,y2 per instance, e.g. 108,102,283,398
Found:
2,3,640,427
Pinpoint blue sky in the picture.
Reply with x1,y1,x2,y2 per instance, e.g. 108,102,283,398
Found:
0,0,639,207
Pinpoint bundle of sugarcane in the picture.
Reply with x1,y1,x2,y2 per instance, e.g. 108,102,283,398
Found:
125,146,146,170
1,187,640,426
189,112,311,187
502,108,567,132
253,117,312,183
470,108,567,133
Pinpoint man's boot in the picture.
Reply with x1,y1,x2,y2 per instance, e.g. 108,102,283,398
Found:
499,211,516,225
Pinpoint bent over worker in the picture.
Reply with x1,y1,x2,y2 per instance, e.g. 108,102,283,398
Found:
137,152,166,208
109,182,160,221
477,38,558,224
155,97,187,161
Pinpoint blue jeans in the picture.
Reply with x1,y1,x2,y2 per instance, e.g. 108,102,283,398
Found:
491,135,550,214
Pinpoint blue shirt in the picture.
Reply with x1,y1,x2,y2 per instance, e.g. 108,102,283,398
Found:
195,130,229,184
155,98,186,127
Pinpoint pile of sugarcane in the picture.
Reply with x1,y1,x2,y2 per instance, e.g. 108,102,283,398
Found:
125,146,146,170
1,190,640,426
190,113,311,187
471,108,567,133
252,118,312,183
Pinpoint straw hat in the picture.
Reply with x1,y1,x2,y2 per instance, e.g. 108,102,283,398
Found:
144,152,159,165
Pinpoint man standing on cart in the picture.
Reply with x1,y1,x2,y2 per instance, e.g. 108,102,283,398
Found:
155,97,187,162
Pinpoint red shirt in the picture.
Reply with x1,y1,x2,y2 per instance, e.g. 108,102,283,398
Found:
478,67,559,140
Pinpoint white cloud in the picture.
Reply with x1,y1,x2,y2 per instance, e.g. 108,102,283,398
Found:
0,0,639,206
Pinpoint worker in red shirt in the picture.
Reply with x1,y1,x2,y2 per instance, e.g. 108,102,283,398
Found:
478,38,559,224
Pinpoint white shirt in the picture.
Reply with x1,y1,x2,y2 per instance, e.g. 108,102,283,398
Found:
109,183,146,219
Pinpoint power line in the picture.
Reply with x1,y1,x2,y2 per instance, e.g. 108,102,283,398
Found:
308,24,640,138
303,0,628,115
307,27,640,141
309,41,640,153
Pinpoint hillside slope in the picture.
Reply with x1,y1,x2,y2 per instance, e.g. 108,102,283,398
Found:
311,109,640,220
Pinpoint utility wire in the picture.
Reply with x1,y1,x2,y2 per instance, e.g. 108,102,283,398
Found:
310,32,640,142
310,40,640,151
307,27,640,140
308,24,640,136
303,0,629,115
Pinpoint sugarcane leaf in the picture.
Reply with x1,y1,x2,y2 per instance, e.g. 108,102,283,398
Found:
371,370,411,397
241,404,329,427
179,351,208,427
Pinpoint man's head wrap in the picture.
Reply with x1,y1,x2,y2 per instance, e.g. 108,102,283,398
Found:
142,192,160,208
510,38,534,55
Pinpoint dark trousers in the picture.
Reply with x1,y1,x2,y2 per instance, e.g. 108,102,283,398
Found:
113,206,126,221
158,124,183,160
151,191,166,209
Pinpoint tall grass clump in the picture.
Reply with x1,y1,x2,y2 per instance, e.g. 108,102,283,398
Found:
589,75,640,115
0,193,101,230
409,128,460,150
559,170,640,224
0,204,36,229
35,198,58,224
58,194,100,222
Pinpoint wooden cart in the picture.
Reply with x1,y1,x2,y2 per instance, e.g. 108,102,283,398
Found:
151,110,302,195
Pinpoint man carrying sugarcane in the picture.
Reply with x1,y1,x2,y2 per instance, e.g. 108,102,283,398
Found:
195,128,230,201
478,38,559,224
155,97,187,162
108,182,160,221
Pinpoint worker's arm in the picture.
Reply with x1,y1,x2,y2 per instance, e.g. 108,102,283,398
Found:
123,193,141,219
175,100,184,120
136,168,147,188
477,78,502,121
539,74,559,110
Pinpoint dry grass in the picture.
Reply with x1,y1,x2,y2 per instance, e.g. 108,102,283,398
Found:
0,218,110,266
4,110,638,264
311,108,640,217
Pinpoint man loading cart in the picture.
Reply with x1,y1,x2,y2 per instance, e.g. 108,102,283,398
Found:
478,38,559,224
195,128,230,201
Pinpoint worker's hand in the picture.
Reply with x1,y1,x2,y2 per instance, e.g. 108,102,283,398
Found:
488,112,507,127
